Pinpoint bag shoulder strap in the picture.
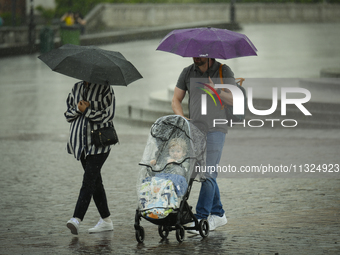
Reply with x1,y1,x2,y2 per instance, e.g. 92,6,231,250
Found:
219,64,226,109
219,64,224,84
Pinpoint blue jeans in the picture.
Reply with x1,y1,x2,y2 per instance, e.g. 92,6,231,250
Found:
196,131,226,219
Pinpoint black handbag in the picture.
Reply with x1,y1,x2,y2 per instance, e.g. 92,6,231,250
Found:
85,84,119,147
91,126,119,147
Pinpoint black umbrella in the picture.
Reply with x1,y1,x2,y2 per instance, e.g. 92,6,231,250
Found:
38,44,143,86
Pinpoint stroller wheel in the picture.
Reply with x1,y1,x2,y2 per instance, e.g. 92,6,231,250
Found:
199,219,209,238
135,226,145,243
158,225,169,239
175,225,185,242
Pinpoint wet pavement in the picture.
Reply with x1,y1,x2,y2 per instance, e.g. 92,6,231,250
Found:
0,23,340,254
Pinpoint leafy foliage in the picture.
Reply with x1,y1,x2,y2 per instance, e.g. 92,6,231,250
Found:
55,0,110,17
36,5,56,25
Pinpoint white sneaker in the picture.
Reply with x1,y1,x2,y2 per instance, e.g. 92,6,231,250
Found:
208,213,227,231
67,218,80,235
88,218,113,233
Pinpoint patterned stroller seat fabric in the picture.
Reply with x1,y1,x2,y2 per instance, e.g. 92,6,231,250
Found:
139,174,188,219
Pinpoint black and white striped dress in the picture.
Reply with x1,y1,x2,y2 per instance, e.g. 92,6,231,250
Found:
65,81,115,160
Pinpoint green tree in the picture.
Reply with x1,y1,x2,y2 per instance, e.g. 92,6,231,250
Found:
55,0,111,18
36,5,56,25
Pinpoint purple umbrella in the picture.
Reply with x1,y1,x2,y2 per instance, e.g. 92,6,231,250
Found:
156,27,257,60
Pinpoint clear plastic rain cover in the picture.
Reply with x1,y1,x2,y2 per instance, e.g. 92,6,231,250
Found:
137,115,206,220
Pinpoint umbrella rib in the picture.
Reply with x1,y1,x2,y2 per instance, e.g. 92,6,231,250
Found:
97,51,122,85
214,31,230,59
97,51,142,85
54,55,89,81
182,28,208,57
215,29,256,59
182,37,197,57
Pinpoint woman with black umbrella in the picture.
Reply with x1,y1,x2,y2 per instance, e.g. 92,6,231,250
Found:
38,45,142,234
65,81,115,235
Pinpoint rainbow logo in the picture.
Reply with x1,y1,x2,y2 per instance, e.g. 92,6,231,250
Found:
196,82,223,107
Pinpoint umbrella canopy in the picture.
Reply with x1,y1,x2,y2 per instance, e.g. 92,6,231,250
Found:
38,44,143,86
156,27,257,60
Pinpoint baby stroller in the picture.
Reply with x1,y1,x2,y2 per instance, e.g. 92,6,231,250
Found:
134,115,209,243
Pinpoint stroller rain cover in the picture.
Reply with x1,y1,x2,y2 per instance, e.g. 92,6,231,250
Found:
136,115,206,220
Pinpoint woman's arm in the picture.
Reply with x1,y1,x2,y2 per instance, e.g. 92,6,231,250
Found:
84,86,115,125
64,85,82,123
